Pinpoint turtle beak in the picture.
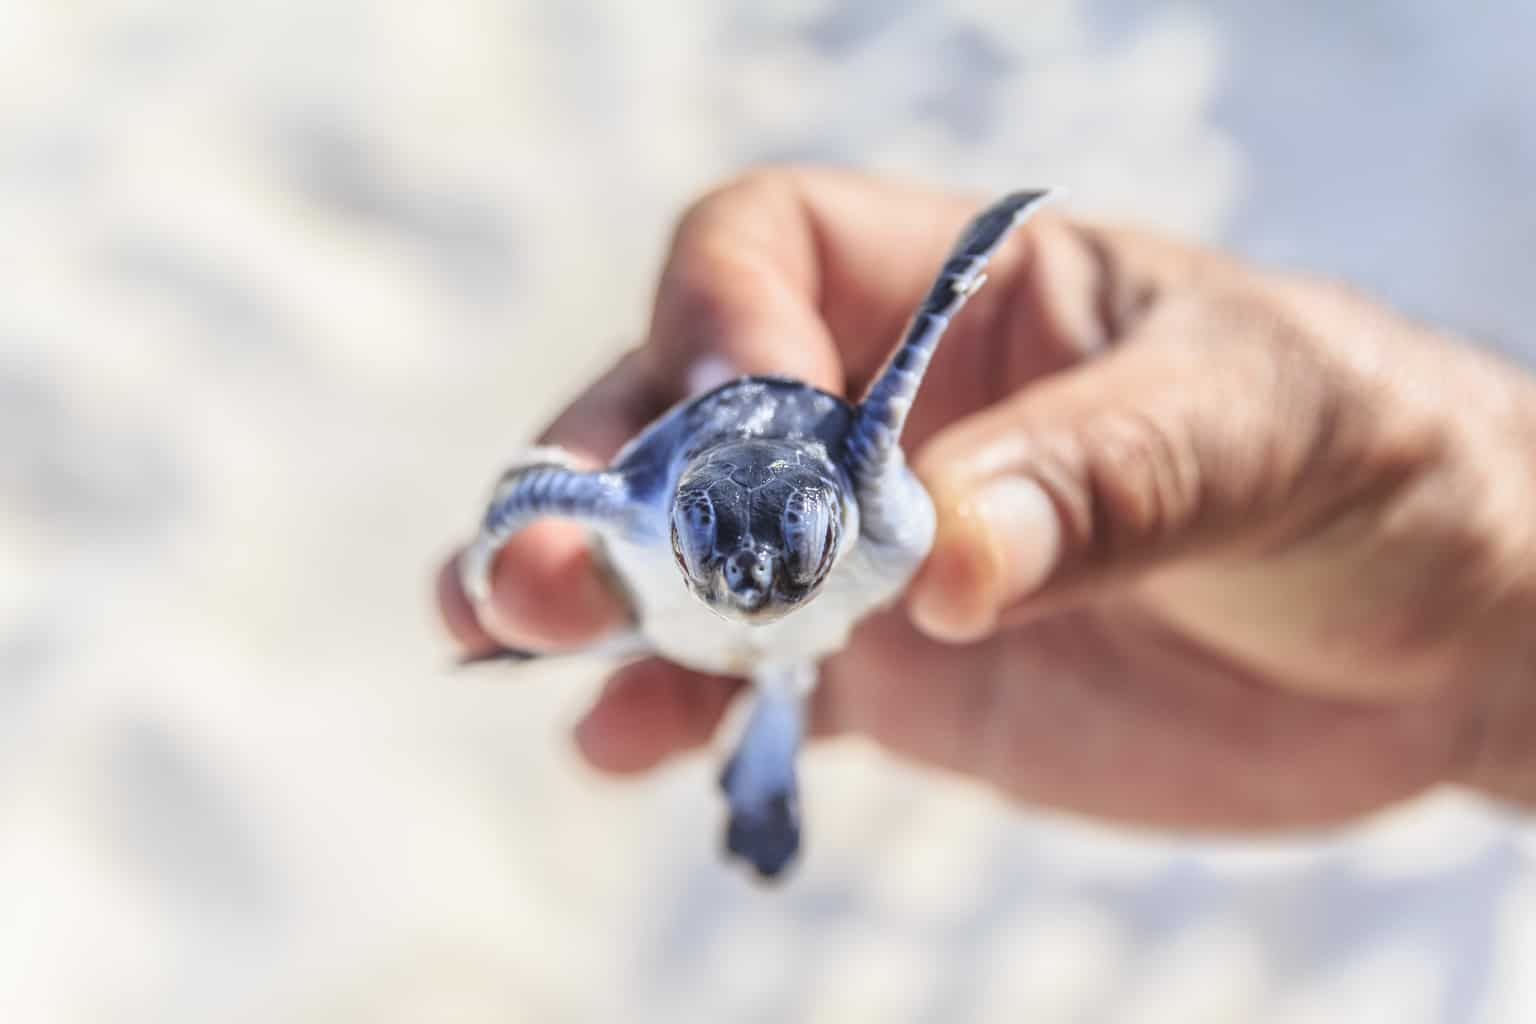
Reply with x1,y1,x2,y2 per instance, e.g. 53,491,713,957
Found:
723,547,772,611
728,592,769,616
708,546,794,620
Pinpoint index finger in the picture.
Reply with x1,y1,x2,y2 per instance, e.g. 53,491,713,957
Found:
645,166,1005,403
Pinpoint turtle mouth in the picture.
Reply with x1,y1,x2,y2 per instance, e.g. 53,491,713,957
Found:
722,600,791,624
690,579,793,624
726,585,770,615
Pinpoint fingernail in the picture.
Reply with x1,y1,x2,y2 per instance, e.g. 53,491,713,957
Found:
685,354,740,396
909,518,995,643
974,476,1061,602
909,475,1060,643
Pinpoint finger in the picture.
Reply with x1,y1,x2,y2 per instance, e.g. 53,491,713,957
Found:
437,531,631,655
907,284,1344,642
652,167,1227,390
646,169,843,396
647,168,1055,403
647,166,1198,451
573,659,744,774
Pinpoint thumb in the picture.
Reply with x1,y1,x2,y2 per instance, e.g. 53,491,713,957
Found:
906,289,1348,642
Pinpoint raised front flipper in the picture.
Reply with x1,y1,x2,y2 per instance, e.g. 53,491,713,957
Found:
460,447,643,617
719,663,814,881
845,189,1056,543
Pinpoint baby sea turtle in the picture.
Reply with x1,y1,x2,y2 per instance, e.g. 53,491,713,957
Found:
461,189,1055,879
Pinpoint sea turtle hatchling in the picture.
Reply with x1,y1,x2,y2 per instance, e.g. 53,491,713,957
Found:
460,189,1056,879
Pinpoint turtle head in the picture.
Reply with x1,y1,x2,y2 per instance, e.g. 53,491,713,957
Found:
670,440,849,623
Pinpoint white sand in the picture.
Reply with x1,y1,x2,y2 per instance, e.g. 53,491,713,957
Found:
2,3,1533,1021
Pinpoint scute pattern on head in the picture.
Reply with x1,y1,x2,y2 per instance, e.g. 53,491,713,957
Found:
670,491,715,582
782,483,837,585
670,438,848,622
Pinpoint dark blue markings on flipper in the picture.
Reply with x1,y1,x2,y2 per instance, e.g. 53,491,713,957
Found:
722,770,800,881
462,459,637,608
479,462,632,535
719,689,804,880
844,189,1057,493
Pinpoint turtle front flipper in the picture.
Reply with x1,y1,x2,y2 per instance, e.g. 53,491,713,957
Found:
460,447,643,614
720,663,814,880
845,189,1057,542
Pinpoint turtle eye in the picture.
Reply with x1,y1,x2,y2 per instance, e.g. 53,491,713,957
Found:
671,496,716,582
783,490,836,585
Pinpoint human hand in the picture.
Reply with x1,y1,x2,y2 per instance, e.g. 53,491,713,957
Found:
437,166,1536,831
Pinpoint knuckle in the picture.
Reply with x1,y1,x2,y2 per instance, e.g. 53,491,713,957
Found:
660,179,792,328
718,162,801,198
1071,408,1202,559
672,163,801,241
1344,465,1513,681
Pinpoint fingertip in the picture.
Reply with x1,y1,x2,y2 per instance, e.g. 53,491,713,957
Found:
909,472,1065,642
651,198,844,399
908,502,1001,644
573,660,741,775
482,520,632,650
684,353,741,397
662,273,844,399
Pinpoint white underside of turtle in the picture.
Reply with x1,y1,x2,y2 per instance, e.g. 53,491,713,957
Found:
460,189,1056,880
599,515,912,679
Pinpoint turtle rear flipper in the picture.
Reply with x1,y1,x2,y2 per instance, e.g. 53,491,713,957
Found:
722,769,800,880
719,666,811,880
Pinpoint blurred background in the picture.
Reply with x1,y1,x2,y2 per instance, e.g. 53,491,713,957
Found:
3,1,1535,1021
